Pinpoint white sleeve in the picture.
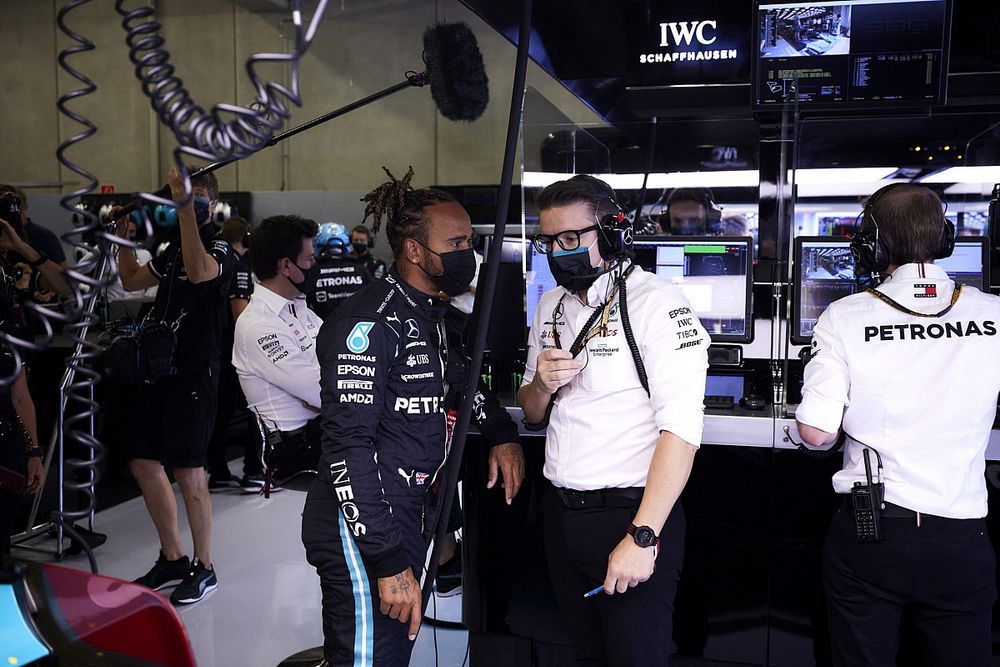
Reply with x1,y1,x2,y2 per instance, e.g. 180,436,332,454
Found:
639,286,709,447
240,319,322,410
796,308,849,434
521,297,545,386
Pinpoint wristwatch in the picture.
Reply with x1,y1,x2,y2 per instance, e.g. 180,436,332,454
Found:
627,523,659,548
26,446,44,459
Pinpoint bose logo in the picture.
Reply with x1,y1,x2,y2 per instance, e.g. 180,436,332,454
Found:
659,20,717,47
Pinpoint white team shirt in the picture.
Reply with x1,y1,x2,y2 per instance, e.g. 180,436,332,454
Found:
798,262,1000,518
522,263,709,490
232,285,323,432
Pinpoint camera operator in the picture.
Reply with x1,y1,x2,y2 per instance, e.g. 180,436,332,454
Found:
796,184,1000,666
231,215,324,484
0,186,72,302
113,167,236,605
302,167,523,665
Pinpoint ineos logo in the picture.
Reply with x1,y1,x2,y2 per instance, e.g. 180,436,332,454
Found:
659,20,717,47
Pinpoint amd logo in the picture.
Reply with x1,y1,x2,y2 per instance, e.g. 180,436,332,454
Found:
863,19,929,36
659,20,717,47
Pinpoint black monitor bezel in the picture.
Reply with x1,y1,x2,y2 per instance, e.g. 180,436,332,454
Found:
751,0,954,111
791,235,990,345
632,234,755,344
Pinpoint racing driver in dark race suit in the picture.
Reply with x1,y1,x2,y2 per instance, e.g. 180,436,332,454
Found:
302,167,524,666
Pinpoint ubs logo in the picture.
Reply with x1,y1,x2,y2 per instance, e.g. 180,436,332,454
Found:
659,20,717,47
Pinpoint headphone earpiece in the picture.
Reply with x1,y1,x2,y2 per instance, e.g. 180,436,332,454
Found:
935,217,955,260
596,196,631,260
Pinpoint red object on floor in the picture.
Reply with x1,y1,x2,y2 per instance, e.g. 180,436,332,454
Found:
42,563,196,666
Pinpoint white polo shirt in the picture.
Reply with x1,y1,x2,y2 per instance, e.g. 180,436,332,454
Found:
232,285,323,432
523,263,709,490
798,262,1000,518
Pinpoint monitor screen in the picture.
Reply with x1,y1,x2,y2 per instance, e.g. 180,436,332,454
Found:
791,236,988,343
526,243,558,330
632,236,754,343
754,0,951,109
706,373,747,401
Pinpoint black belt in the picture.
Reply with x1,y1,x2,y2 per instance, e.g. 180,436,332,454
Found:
554,486,644,509
842,497,946,521
281,424,308,440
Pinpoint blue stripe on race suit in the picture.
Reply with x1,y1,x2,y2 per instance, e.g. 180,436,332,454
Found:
338,512,373,666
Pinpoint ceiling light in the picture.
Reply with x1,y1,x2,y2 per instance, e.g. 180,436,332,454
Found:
793,167,898,184
920,166,1000,184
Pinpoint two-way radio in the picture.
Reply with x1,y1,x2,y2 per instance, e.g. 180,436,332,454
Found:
851,448,885,543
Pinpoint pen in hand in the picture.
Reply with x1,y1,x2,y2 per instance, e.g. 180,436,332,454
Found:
584,585,605,599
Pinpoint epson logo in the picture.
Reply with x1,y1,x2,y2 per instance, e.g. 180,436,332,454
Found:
659,20,717,47
863,19,929,37
337,364,376,377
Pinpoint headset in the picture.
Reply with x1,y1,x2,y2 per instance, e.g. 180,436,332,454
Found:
663,188,723,229
595,195,632,260
850,182,955,280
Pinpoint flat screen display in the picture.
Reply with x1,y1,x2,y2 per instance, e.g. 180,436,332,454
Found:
754,0,951,108
525,243,558,330
791,236,987,343
632,236,754,343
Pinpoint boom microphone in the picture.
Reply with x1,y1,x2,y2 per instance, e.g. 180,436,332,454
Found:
423,22,490,122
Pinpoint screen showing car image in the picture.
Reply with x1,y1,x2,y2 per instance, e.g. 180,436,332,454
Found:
632,236,754,343
792,236,987,342
754,0,950,108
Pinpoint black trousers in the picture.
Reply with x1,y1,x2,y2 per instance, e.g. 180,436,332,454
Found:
206,359,259,477
823,505,996,667
543,484,685,667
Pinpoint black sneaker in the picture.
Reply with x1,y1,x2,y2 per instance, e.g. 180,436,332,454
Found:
169,558,218,605
435,544,463,598
134,551,190,591
239,474,281,494
208,471,240,491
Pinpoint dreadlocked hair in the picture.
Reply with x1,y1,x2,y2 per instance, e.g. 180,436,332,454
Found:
360,166,457,259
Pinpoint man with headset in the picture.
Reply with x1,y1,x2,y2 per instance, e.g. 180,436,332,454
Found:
660,187,722,235
796,183,1000,666
518,175,709,665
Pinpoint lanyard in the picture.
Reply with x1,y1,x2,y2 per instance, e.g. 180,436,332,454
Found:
552,264,636,357
865,283,962,318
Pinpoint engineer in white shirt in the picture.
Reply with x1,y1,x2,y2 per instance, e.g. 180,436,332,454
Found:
232,214,323,483
518,175,708,666
796,183,1000,666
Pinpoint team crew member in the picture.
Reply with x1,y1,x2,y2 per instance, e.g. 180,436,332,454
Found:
661,187,721,236
232,215,324,483
796,184,1000,667
350,224,387,280
518,175,708,666
208,216,263,490
308,222,372,320
115,168,236,605
302,167,523,666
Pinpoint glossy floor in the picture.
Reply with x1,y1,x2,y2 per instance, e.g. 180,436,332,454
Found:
18,465,468,667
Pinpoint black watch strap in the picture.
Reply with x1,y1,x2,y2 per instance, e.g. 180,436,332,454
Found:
627,522,659,548
27,251,48,269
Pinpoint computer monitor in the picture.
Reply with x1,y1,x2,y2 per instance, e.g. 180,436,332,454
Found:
791,236,988,344
525,243,558,330
632,236,754,343
754,0,952,109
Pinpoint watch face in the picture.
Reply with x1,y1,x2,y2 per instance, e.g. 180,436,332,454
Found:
634,525,656,548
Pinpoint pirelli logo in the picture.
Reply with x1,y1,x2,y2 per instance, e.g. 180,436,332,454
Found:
337,380,373,391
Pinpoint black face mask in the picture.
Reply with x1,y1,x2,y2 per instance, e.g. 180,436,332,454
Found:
289,260,321,296
418,246,477,297
548,245,600,292
193,198,212,226
352,242,369,256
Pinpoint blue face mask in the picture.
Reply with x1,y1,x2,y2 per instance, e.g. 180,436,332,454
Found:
547,243,600,292
193,198,212,226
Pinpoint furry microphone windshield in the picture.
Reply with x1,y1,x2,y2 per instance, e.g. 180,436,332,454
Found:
423,22,490,122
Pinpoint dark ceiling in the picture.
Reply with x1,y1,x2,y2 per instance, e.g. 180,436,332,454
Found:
462,0,1000,172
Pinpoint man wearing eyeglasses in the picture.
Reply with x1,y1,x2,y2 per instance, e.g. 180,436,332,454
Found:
518,175,709,666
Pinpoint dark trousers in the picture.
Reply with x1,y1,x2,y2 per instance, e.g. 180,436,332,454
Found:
823,505,996,667
543,484,685,667
301,478,426,667
206,359,260,477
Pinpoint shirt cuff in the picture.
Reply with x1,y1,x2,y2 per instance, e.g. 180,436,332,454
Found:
371,545,411,579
